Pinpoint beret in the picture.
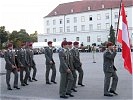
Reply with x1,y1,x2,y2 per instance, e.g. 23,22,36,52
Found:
67,41,72,45
73,41,79,45
106,42,113,47
28,43,32,46
21,43,26,46
61,41,68,47
48,41,52,45
7,43,13,47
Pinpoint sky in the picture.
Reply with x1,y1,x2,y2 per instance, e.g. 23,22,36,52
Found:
0,0,79,34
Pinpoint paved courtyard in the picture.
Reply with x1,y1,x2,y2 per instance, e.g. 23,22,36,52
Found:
0,52,132,100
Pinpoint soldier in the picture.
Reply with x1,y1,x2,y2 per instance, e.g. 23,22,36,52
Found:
45,41,56,84
27,43,37,82
92,44,96,63
59,41,74,99
17,43,30,86
72,41,85,86
103,42,118,97
4,43,20,90
67,41,77,92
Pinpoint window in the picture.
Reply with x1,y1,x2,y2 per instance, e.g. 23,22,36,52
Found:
89,15,92,21
87,36,90,42
114,12,118,19
97,24,101,30
97,14,101,20
53,28,56,33
47,28,50,33
81,25,85,31
88,6,91,10
89,24,93,31
63,38,66,41
66,26,70,32
66,18,70,23
44,39,47,42
126,11,128,17
115,22,118,29
105,13,109,19
71,9,74,13
81,16,85,22
106,23,110,29
97,36,101,42
60,19,63,24
74,17,77,23
53,38,56,42
59,27,63,33
46,20,49,26
76,37,79,41
74,26,77,32
53,20,56,25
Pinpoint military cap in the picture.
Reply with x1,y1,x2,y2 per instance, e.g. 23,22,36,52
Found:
48,41,52,45
106,42,113,48
7,43,13,48
73,41,79,45
21,43,26,46
61,41,68,47
28,43,33,47
67,41,72,45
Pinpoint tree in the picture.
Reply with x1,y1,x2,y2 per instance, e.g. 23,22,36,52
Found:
0,26,8,49
109,25,115,44
30,31,38,42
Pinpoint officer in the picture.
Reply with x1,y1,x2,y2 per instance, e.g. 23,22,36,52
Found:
4,43,20,90
45,41,56,84
27,43,37,82
59,41,74,99
72,41,85,86
103,42,118,97
17,43,30,86
67,41,77,92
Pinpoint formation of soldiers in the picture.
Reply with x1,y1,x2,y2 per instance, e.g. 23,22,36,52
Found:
4,40,118,99
4,42,37,90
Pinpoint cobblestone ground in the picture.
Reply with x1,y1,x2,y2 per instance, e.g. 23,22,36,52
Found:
0,52,132,100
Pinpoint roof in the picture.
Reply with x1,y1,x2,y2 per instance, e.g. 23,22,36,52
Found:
45,0,133,17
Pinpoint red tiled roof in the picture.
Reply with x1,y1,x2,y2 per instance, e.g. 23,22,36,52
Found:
45,0,133,17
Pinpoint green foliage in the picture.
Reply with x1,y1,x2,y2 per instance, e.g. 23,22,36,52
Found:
0,26,9,49
0,26,38,49
29,31,37,42
109,25,115,44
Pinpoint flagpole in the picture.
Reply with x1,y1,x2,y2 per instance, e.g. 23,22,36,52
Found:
115,0,122,45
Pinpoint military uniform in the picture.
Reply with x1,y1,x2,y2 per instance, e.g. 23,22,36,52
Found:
45,44,56,84
103,49,118,95
59,41,74,98
72,47,84,86
67,41,77,91
103,42,118,96
17,45,30,86
27,46,37,81
4,43,20,90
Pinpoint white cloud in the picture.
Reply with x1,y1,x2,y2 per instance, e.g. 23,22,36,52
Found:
0,0,76,34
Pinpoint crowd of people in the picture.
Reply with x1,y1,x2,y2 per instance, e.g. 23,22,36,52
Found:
4,40,118,99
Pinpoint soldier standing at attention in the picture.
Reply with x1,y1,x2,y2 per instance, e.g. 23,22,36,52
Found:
103,42,118,97
67,41,77,92
27,43,37,82
4,43,20,90
59,41,74,99
45,41,56,84
72,41,85,86
17,43,30,86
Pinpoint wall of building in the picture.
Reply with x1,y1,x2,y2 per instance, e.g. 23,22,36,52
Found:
39,6,133,46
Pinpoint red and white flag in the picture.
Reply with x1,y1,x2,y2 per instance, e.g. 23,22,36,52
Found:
117,3,132,74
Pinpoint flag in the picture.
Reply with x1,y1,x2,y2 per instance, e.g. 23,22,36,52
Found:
117,3,132,74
